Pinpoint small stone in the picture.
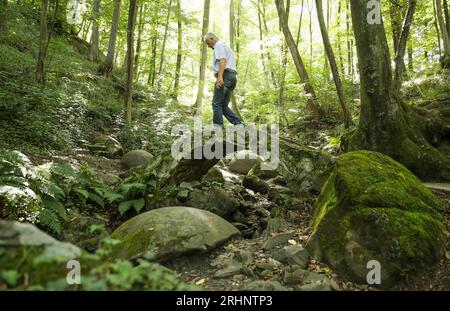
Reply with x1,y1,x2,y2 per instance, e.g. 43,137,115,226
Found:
263,232,295,250
283,267,308,285
233,249,253,265
273,244,310,268
213,264,244,279
298,282,331,291
243,280,287,291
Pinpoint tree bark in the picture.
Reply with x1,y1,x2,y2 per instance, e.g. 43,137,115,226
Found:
348,0,450,180
295,0,304,46
134,2,145,80
172,0,182,101
124,0,138,124
229,0,243,119
89,0,101,62
275,0,322,118
194,0,210,116
278,0,290,127
99,0,121,76
316,0,351,128
392,0,417,96
37,0,49,84
436,0,450,67
157,0,173,91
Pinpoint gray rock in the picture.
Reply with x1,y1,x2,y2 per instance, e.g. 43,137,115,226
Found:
202,167,225,184
213,263,244,279
121,150,154,169
242,175,270,194
298,282,331,291
177,189,190,201
283,267,309,285
273,245,310,268
233,249,253,265
228,150,262,175
263,232,295,250
90,135,123,158
243,280,287,291
186,187,240,220
111,206,241,260
0,220,82,285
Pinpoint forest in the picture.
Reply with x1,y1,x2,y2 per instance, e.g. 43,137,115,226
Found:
0,0,449,292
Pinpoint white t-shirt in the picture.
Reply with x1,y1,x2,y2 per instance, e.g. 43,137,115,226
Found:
213,41,237,74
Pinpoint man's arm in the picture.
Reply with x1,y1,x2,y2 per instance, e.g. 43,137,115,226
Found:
216,58,226,88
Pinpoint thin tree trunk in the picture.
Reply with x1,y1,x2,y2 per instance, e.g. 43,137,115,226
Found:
316,0,351,128
37,0,49,84
134,2,145,80
295,0,304,46
434,0,442,54
260,0,278,88
275,0,322,118
194,0,211,116
257,0,270,86
436,0,450,66
157,0,173,91
172,0,182,101
392,0,417,96
444,0,450,36
278,0,290,127
89,0,101,62
337,0,345,77
229,0,243,119
389,0,407,79
124,0,138,124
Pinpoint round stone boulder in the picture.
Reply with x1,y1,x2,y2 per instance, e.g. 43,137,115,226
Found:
121,150,154,169
111,206,241,260
228,150,262,175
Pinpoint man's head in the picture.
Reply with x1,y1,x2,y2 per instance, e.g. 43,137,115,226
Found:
204,33,219,49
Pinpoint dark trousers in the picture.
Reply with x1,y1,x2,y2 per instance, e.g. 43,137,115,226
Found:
212,70,243,126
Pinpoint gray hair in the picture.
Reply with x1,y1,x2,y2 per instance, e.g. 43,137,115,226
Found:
204,33,218,42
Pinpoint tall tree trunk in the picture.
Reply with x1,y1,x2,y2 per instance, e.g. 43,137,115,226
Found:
434,0,443,54
194,0,210,116
258,0,278,88
392,0,417,96
278,0,290,127
348,0,450,180
436,0,450,67
444,0,450,36
172,0,182,101
295,0,304,46
134,2,145,80
316,0,351,128
124,0,138,124
257,0,270,86
337,0,345,76
275,0,322,118
99,0,121,76
89,0,101,62
37,0,49,84
0,0,7,37
229,0,243,119
147,21,158,86
389,0,407,80
157,0,173,91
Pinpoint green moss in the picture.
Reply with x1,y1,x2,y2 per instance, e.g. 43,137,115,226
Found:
309,151,446,286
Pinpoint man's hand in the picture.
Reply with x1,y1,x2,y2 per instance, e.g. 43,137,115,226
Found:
216,76,224,88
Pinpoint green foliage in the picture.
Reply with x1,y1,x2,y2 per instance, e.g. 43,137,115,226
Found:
0,149,117,235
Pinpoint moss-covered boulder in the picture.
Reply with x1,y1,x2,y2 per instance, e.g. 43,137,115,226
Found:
121,150,154,169
111,206,241,261
307,151,445,287
0,220,82,287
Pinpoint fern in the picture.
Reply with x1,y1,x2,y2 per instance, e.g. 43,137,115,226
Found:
39,208,61,234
